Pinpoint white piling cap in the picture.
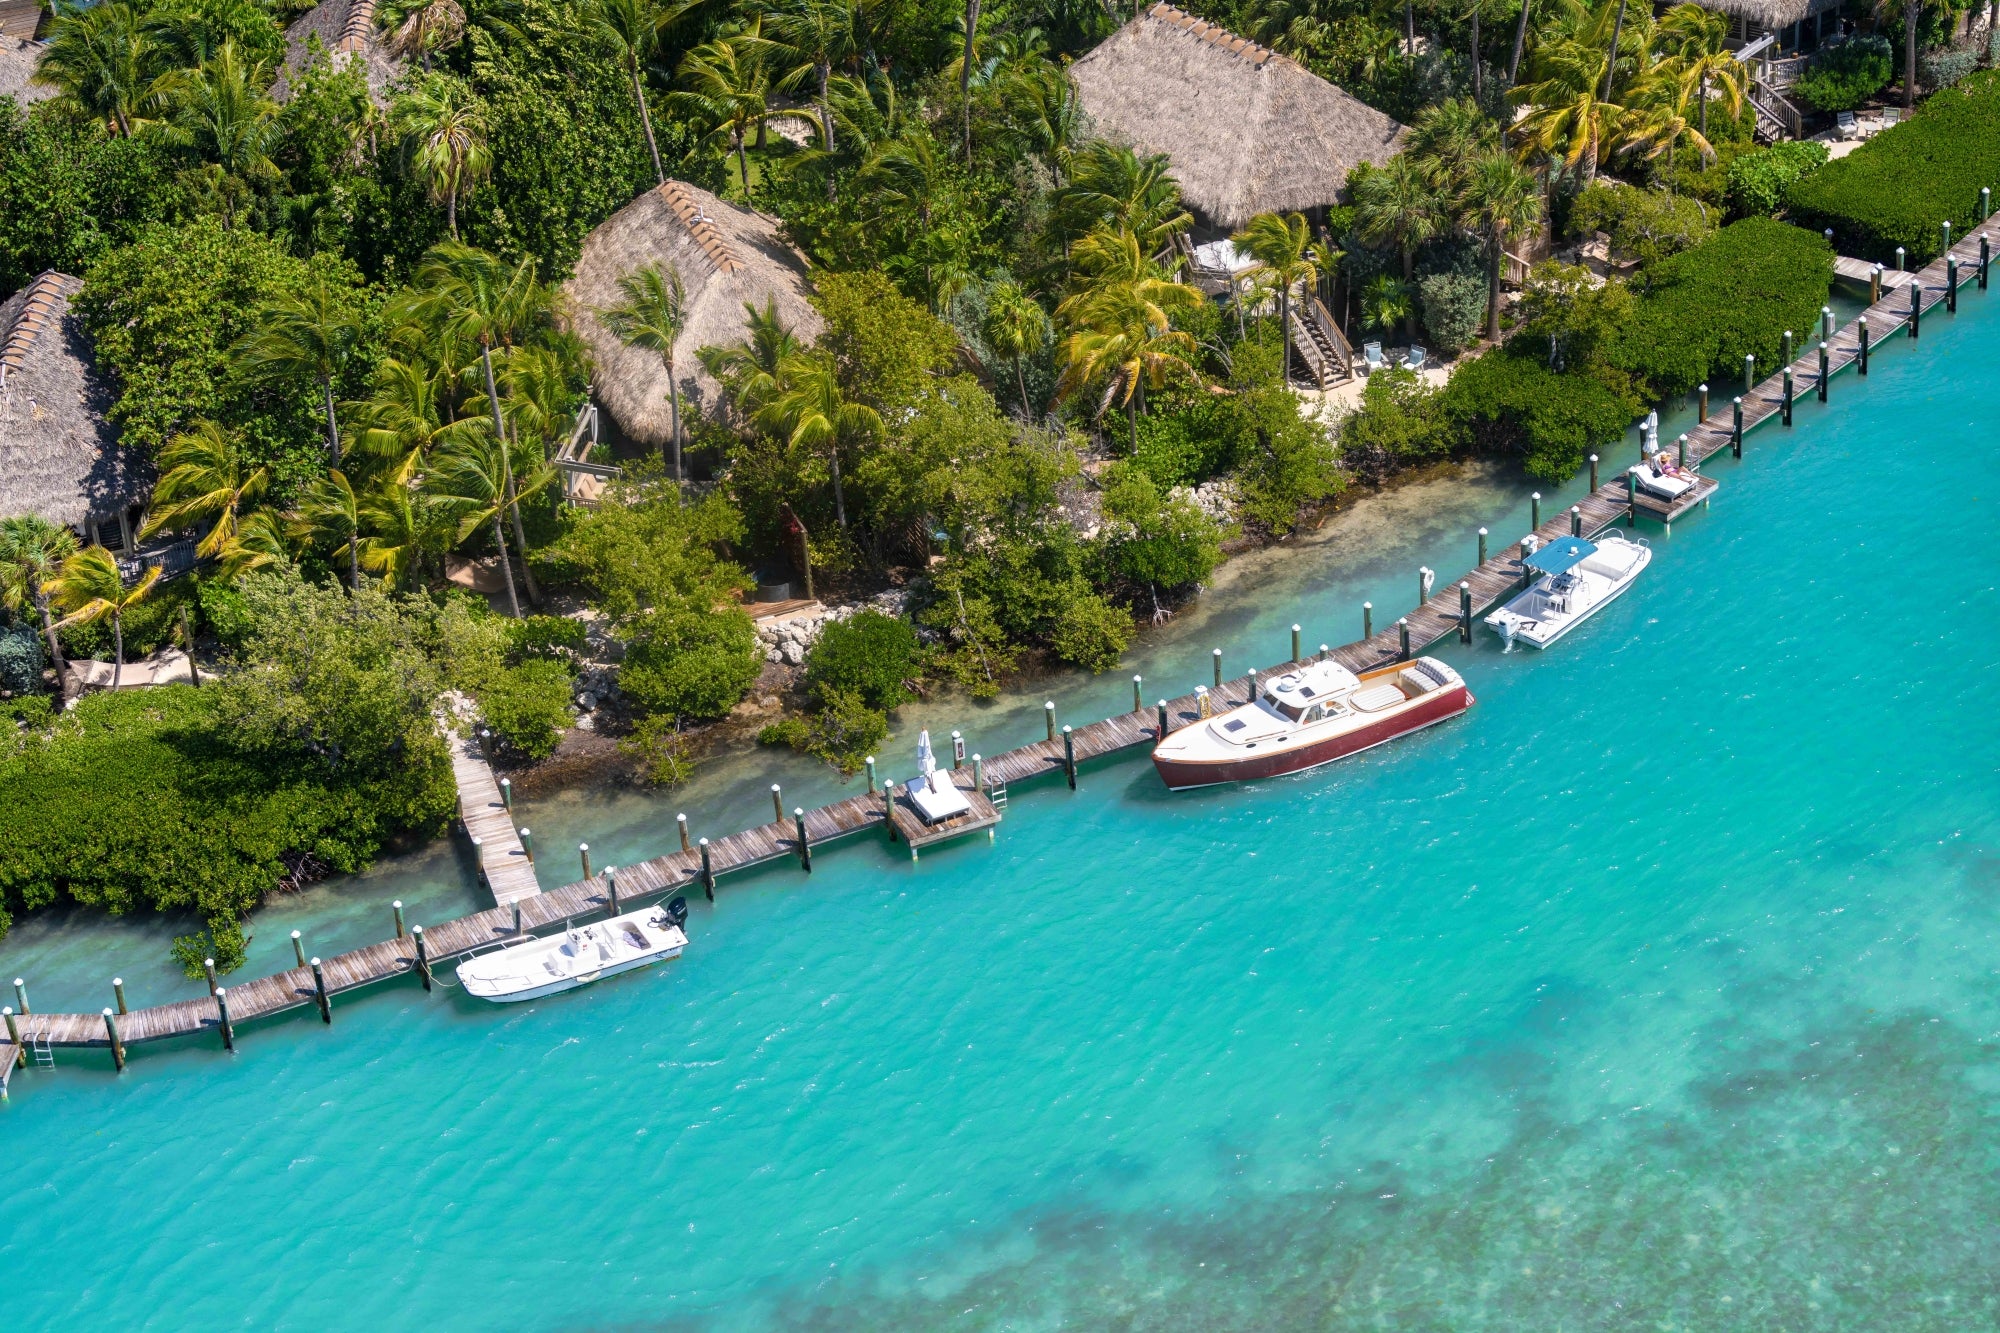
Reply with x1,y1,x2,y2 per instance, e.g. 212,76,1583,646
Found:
103,1007,113,1017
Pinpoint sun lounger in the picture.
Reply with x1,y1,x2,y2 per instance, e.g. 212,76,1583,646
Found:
1403,346,1427,371
908,772,971,823
1362,342,1385,373
1629,461,1694,502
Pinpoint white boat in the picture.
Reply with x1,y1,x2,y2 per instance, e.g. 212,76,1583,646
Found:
1485,533,1650,650
456,898,689,1002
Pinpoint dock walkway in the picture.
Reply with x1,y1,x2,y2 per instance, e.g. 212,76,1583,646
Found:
450,729,541,906
7,220,1996,1074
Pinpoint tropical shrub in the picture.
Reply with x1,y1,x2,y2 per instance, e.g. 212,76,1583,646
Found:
1609,218,1832,396
506,614,588,664
1790,36,1893,112
1048,591,1133,673
1726,141,1830,218
1920,47,1981,93
480,659,574,760
1417,269,1486,354
1437,351,1631,482
1338,367,1452,484
1785,71,2000,264
621,715,698,786
758,689,888,776
0,624,45,695
1097,464,1224,594
617,605,761,722
1130,397,1236,488
1571,183,1716,267
804,611,920,712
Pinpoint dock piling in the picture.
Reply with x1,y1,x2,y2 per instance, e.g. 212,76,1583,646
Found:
794,809,812,870
579,843,591,880
1062,726,1077,790
863,759,876,795
1744,354,1755,393
1290,624,1301,662
1948,257,1958,311
12,978,26,1014
1626,470,1637,525
310,958,331,1023
291,930,305,967
1477,527,1488,565
1871,264,1881,304
499,777,511,811
1818,343,1829,401
1458,583,1472,644
1677,434,1688,469
1896,245,1905,272
1981,233,1990,290
1782,368,1793,425
1397,618,1411,660
1588,454,1598,490
607,866,619,915
952,731,964,769
3,1009,19,1067
1363,601,1373,639
1732,396,1743,457
1698,384,1708,422
512,901,522,933
520,828,534,863
113,978,126,1015
394,900,406,938
1133,675,1143,712
1045,701,1056,741
699,838,715,900
1821,305,1834,341
770,784,783,823
1910,281,1922,338
1212,648,1222,688
1983,187,1991,220
1570,505,1582,537
1156,700,1169,738
973,754,984,789
1782,329,1792,365
678,812,692,852
1858,318,1869,375
215,986,234,1052
412,926,431,992
103,1010,124,1072
1943,220,1952,256
204,958,217,997
1531,492,1541,529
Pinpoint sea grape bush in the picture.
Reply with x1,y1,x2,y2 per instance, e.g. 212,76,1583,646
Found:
1725,141,1830,219
1790,36,1892,112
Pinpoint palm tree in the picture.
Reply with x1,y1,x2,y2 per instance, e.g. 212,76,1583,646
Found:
1457,151,1543,340
430,430,545,616
1408,97,1503,194
957,0,981,160
1233,211,1318,385
32,2,162,138
598,263,690,480
672,37,775,202
218,509,289,582
1055,242,1201,448
236,281,363,465
139,421,270,557
393,76,491,239
1354,156,1445,286
1512,42,1625,183
295,470,365,591
760,0,863,196
45,547,161,692
1004,61,1084,184
348,356,476,484
1359,274,1413,337
159,41,281,224
1652,4,1744,141
697,298,801,418
356,480,441,589
982,280,1050,415
592,0,671,184
753,352,882,528
1055,141,1192,252
407,242,552,602
379,0,467,72
0,515,79,685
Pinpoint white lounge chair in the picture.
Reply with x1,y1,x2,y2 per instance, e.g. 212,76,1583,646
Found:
1882,107,1900,128
907,770,971,824
1404,346,1427,371
1836,111,1858,139
1362,341,1385,373
1629,460,1695,502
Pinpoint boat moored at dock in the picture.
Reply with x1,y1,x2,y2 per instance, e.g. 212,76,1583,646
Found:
1151,657,1472,789
455,898,690,1002
1485,532,1649,650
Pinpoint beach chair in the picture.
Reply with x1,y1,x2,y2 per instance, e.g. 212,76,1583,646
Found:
1362,342,1385,373
1403,346,1427,371
1882,107,1900,128
1836,111,1857,139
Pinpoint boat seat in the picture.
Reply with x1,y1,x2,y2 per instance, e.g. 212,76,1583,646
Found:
1350,683,1405,713
1399,666,1438,694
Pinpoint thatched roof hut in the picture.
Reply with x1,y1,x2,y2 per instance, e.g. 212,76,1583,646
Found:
1068,3,1406,228
0,272,148,540
0,36,57,106
567,180,824,447
272,0,399,104
1693,0,1840,31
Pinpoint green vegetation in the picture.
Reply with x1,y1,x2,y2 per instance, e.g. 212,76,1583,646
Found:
1791,36,1894,113
1786,72,2000,264
1611,218,1833,397
1725,141,1829,219
1570,183,1716,267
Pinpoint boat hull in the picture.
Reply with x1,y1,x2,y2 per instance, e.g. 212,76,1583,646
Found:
1152,682,1473,790
465,944,684,1003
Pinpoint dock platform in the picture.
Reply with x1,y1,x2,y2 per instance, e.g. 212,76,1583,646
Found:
450,729,541,905
886,773,1002,856
1630,473,1719,529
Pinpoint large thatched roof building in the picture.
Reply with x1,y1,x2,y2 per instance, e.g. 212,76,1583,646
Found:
567,180,824,448
272,0,399,104
0,35,57,106
1693,0,1840,42
1068,3,1406,228
0,273,148,547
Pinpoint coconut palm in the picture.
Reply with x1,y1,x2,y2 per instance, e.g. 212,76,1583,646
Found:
1004,60,1084,183
1652,4,1743,140
295,469,365,591
217,508,289,582
1407,97,1504,194
1233,211,1318,385
982,280,1050,415
753,352,882,528
759,0,863,195
348,357,476,484
379,0,467,72
32,2,163,138
159,41,280,220
45,547,161,692
429,429,524,617
592,0,672,184
1055,141,1192,252
355,481,430,589
236,280,363,465
0,515,80,684
597,263,690,480
1055,269,1201,450
1511,40,1624,183
697,298,802,418
139,421,270,557
1457,151,1543,340
1354,155,1445,285
671,37,776,201
393,75,491,239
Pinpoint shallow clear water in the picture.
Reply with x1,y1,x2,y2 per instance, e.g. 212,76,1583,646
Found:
5,293,1999,1331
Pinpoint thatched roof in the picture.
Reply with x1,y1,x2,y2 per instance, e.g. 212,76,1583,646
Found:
567,181,824,446
1068,3,1407,228
1695,0,1841,29
272,0,399,104
0,272,147,531
0,36,57,106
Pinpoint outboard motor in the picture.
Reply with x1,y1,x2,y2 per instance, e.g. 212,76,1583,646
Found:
664,896,689,930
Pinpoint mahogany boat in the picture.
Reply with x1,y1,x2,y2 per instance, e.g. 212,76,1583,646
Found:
1151,656,1473,790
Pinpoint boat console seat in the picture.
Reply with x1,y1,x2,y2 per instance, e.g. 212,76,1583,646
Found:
1350,683,1406,713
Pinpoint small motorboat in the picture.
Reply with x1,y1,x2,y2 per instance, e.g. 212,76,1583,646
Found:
1151,656,1472,790
1629,457,1696,502
1485,532,1649,650
456,898,689,1003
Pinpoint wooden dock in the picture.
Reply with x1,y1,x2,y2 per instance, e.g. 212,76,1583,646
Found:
450,729,541,905
886,771,1002,856
5,219,1995,1079
1833,255,1914,288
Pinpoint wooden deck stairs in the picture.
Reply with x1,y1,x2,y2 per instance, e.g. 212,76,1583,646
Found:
1289,295,1353,389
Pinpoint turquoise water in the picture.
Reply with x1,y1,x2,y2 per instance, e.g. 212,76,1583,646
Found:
6,295,2000,1329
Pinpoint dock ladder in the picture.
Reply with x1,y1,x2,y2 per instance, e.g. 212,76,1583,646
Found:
987,781,1008,811
30,1030,54,1068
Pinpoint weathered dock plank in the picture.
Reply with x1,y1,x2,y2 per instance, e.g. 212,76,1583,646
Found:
450,730,541,905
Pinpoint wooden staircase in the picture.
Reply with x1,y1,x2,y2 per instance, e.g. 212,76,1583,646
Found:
1288,295,1354,389
1749,77,1803,142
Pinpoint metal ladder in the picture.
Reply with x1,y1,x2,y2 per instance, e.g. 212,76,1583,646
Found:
987,781,1008,810
30,1031,54,1068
